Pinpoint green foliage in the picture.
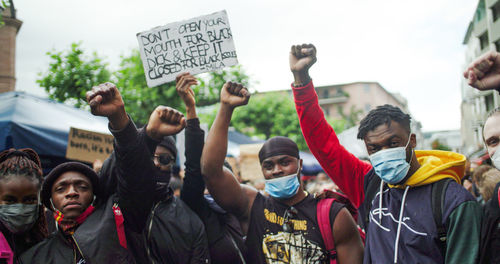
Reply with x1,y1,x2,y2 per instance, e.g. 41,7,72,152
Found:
114,49,179,126
337,105,363,130
196,65,250,106
37,43,111,108
0,1,11,27
229,92,345,151
38,43,250,126
431,139,451,151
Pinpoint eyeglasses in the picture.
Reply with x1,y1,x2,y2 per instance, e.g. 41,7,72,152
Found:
283,206,298,233
153,154,175,166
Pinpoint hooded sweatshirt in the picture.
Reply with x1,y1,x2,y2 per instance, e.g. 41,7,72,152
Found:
292,81,481,264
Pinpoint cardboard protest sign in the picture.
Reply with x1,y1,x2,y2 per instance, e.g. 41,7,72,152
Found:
137,10,238,87
66,127,114,163
239,143,264,182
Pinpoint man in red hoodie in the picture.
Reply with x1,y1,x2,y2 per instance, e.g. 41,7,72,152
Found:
291,43,481,264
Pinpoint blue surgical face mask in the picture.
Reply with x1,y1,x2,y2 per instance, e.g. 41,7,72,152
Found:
369,135,413,184
0,203,39,234
265,162,301,199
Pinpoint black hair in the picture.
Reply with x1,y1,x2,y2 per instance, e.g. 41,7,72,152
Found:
0,148,48,245
357,104,411,139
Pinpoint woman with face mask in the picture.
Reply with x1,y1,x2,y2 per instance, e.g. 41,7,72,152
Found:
0,148,48,263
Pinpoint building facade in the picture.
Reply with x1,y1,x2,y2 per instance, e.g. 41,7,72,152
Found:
0,6,22,93
461,0,500,156
315,81,409,122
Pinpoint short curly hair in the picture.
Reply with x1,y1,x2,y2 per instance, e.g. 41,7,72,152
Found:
357,104,411,140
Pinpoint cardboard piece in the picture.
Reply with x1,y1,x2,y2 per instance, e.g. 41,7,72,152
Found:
137,10,238,87
66,127,114,163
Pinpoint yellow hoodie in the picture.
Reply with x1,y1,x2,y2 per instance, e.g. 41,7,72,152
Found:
389,150,465,189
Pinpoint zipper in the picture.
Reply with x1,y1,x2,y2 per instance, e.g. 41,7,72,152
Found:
71,235,85,263
146,201,161,264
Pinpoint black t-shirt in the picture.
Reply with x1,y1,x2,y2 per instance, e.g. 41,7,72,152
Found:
245,193,343,264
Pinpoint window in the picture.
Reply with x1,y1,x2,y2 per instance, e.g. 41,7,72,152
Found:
493,1,500,21
363,84,370,93
479,32,489,50
335,87,344,97
365,103,371,112
322,89,329,98
475,0,486,23
485,93,495,113
495,40,500,52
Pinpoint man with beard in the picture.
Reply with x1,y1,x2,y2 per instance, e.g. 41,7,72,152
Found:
464,51,500,264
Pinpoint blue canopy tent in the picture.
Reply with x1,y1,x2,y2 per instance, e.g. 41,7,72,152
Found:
0,92,109,171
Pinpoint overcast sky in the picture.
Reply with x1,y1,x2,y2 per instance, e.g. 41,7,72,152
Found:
12,0,478,131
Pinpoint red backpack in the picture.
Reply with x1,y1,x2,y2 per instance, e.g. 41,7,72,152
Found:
316,190,365,263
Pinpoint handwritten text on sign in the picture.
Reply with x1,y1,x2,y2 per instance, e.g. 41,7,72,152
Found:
66,127,114,163
137,10,238,87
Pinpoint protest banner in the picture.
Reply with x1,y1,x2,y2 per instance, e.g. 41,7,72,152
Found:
137,10,238,87
66,127,114,163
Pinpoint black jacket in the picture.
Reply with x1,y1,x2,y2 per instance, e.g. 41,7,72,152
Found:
479,182,500,264
180,118,246,263
20,119,156,264
98,123,210,264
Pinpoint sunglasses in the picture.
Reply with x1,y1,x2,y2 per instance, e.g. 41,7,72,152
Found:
283,206,298,233
153,154,175,166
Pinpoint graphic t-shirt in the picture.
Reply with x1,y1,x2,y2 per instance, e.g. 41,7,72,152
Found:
245,193,342,264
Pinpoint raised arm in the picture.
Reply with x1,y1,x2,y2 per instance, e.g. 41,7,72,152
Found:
464,51,500,92
174,73,208,214
87,83,185,231
289,44,371,207
201,82,257,221
86,82,155,231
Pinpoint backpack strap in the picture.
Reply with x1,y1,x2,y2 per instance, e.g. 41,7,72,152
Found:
497,187,500,209
431,178,452,257
317,198,336,262
363,174,381,227
112,203,128,249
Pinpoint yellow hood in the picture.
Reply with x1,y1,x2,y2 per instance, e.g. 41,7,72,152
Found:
389,150,465,188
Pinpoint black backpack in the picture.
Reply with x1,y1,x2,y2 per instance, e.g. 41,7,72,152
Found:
361,176,452,257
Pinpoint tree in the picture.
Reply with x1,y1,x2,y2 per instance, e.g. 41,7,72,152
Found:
431,139,451,151
37,42,111,108
230,91,345,150
338,105,363,130
38,43,250,125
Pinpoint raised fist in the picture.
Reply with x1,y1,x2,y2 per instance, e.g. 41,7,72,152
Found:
176,72,198,109
290,44,317,74
220,81,250,108
146,106,186,141
464,51,500,91
86,82,125,118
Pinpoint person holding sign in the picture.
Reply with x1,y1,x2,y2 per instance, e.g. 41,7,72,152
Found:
463,51,500,264
20,82,183,263
291,44,481,264
176,73,247,263
0,148,48,263
201,82,364,263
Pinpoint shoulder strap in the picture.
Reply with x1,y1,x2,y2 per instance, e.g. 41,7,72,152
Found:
317,198,336,263
431,178,452,257
363,174,381,226
497,187,500,209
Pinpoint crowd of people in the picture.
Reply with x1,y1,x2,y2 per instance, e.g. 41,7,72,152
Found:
0,44,499,263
